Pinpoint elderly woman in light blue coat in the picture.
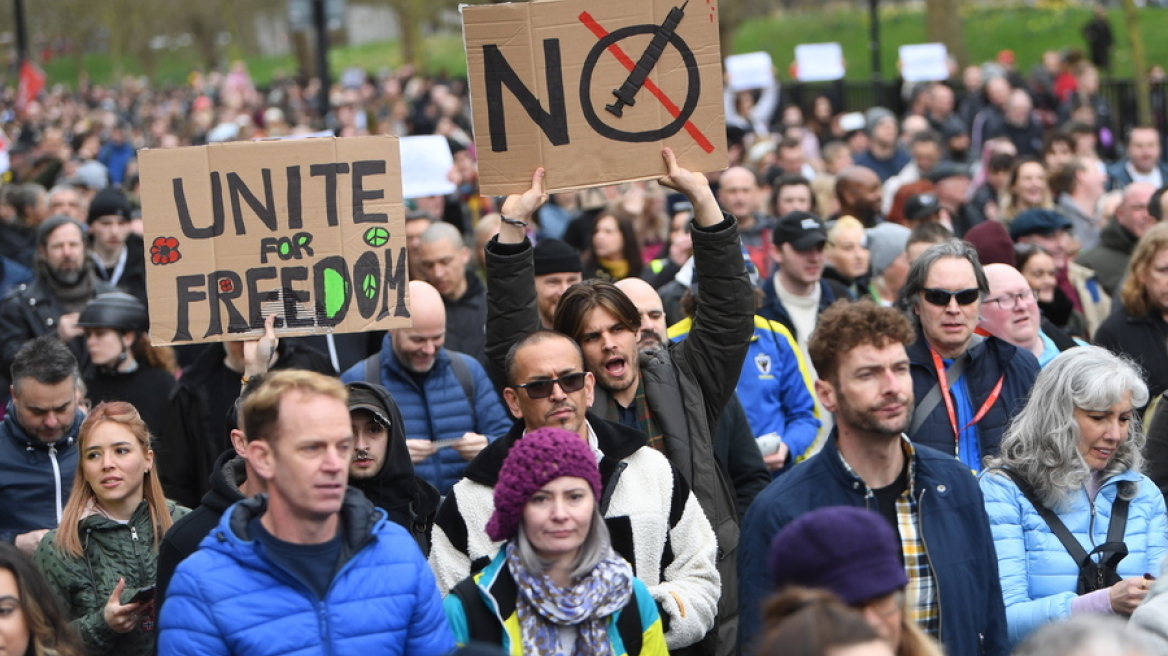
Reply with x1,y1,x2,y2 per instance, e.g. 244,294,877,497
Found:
980,346,1168,645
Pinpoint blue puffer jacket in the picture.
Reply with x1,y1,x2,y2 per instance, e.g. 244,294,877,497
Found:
0,402,82,542
158,488,455,656
738,434,1009,656
980,468,1168,644
341,335,511,494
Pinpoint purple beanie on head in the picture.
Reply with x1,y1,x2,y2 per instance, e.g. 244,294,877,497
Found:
768,506,908,605
485,427,602,542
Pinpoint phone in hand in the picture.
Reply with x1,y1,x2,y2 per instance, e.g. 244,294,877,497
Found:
755,432,782,456
127,585,156,605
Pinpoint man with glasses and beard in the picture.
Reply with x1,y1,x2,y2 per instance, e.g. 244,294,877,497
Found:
0,216,114,401
903,240,1039,472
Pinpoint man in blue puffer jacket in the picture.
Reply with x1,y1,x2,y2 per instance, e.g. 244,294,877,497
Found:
158,370,454,656
341,281,511,495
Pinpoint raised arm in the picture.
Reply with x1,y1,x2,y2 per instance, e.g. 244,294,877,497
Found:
483,168,548,388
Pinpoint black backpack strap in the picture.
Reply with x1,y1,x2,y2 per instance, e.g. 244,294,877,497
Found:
1002,469,1090,566
616,586,644,656
1107,482,1133,544
448,352,478,427
451,577,504,645
362,353,379,383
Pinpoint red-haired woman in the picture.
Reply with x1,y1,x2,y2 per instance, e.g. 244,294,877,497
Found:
34,402,188,656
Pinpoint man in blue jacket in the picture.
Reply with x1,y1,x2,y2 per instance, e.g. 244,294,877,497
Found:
0,336,83,554
738,300,1008,656
340,280,511,495
903,240,1039,471
158,370,454,656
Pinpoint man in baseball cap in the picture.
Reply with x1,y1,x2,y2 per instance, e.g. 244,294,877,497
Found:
760,211,854,371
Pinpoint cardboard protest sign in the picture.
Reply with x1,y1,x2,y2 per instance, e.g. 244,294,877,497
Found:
462,0,726,195
400,135,457,199
795,43,845,82
725,52,774,91
138,135,411,346
899,43,950,83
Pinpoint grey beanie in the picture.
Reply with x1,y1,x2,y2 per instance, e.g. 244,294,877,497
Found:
866,222,911,277
865,107,897,135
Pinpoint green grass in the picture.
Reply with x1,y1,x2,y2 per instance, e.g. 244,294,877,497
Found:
733,5,1163,80
41,5,1166,88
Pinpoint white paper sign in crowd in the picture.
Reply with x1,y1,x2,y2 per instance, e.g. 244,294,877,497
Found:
794,43,845,82
399,135,457,199
899,43,950,82
725,52,775,91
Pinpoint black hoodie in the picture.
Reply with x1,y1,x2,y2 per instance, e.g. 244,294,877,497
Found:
345,381,440,552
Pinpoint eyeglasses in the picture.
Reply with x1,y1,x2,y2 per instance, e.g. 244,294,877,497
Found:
985,288,1038,310
516,372,587,399
921,288,981,306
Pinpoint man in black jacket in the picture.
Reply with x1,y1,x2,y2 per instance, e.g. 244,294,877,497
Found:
480,148,753,656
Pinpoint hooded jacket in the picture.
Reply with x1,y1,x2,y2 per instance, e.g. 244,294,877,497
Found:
340,336,511,495
158,489,455,656
0,403,83,542
345,381,441,554
155,450,246,610
35,500,189,656
430,416,721,652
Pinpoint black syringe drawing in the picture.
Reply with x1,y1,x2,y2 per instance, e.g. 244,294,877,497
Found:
604,1,688,118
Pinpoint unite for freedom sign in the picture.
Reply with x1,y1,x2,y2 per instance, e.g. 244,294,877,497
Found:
462,0,727,195
138,135,412,346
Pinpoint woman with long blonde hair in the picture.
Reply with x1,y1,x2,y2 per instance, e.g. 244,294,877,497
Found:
34,402,188,656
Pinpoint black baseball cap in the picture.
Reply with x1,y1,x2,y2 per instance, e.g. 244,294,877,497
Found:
772,211,828,251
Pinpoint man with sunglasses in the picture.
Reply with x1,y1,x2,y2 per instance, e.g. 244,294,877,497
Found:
903,240,1039,472
429,329,721,652
977,264,1083,368
471,148,753,656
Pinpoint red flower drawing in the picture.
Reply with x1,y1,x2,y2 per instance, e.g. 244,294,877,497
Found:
150,236,181,265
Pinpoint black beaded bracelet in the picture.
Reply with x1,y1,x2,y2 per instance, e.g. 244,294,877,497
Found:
500,215,528,228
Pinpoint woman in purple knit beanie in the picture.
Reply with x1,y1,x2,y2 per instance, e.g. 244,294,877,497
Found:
442,427,667,655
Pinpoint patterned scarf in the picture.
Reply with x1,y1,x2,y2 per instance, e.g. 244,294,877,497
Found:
604,378,664,452
505,542,633,656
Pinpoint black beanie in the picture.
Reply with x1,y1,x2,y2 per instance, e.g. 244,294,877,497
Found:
533,239,582,276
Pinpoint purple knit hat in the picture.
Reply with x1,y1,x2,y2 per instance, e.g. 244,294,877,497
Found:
485,427,602,542
767,506,907,605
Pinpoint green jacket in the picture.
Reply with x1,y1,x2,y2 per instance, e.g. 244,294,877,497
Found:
35,500,189,656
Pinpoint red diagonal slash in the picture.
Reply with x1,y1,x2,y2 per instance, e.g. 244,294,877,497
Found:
578,11,715,154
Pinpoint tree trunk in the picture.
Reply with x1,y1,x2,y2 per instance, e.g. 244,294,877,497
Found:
1122,0,1151,126
925,0,968,71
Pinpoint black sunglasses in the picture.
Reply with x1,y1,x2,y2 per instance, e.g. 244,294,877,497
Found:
921,288,981,306
516,372,587,399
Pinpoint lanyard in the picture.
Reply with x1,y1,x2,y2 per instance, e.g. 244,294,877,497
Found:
929,346,1004,448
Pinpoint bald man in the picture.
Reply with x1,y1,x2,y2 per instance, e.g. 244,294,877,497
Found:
834,166,884,226
977,264,1081,368
340,281,511,495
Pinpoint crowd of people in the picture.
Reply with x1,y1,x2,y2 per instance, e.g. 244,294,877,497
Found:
4,22,1168,656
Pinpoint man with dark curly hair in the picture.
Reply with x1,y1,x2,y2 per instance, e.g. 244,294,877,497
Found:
737,300,1008,656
